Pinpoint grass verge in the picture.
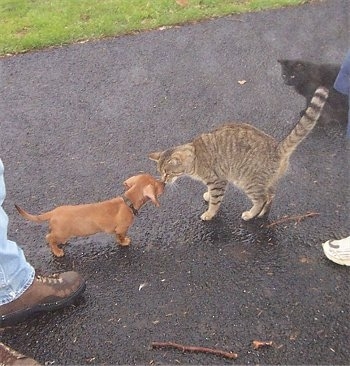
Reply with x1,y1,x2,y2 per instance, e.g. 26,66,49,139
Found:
0,0,307,56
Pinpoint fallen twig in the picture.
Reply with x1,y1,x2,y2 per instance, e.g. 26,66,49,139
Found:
151,341,238,360
266,211,319,228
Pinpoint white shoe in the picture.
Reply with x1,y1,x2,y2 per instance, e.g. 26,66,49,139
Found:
322,236,350,266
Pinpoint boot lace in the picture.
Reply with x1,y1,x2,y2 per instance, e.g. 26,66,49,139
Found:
36,273,64,284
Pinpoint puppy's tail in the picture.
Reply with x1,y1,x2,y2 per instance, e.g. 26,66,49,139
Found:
15,204,52,223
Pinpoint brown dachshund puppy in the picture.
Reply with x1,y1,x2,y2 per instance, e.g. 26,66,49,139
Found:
15,173,164,257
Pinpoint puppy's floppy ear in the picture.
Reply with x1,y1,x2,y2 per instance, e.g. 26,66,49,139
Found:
123,176,138,190
143,184,160,207
149,152,161,162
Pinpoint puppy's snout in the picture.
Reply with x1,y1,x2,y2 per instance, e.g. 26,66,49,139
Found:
157,181,165,194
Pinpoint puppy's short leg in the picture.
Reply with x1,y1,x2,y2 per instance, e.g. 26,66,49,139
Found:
115,231,131,246
46,233,65,257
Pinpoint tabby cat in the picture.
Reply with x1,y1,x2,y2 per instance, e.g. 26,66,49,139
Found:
149,87,329,221
278,59,348,124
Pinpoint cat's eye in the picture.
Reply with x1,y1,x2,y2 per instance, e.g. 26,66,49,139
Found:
168,158,178,166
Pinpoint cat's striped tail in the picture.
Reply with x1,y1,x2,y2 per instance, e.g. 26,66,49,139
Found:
278,86,329,157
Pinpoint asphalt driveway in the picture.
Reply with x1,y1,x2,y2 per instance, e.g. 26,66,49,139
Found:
0,0,349,364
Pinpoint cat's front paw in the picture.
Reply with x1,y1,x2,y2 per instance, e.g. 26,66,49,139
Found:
203,191,210,202
241,211,254,221
201,211,214,221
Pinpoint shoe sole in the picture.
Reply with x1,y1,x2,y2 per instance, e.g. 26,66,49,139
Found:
322,242,350,266
0,282,86,327
323,252,350,266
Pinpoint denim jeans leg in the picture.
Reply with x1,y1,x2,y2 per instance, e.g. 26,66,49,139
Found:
347,94,350,138
333,50,350,138
0,159,35,305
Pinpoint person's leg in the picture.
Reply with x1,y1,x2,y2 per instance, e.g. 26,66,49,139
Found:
0,159,35,306
347,94,350,137
0,159,86,327
334,50,350,96
333,50,350,137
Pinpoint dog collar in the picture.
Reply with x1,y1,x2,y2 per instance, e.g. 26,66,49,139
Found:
122,195,139,216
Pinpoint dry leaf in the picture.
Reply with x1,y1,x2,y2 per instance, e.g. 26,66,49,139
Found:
238,80,247,85
289,330,300,341
299,256,313,264
176,0,188,6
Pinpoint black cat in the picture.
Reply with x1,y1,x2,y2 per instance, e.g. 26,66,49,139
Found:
278,59,348,126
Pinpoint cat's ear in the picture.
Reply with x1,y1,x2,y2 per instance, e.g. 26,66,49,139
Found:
149,151,161,162
143,184,160,207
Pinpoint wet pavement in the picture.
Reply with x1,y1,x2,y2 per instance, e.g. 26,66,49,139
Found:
0,0,349,364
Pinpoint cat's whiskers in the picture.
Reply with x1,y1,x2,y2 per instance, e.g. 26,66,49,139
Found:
165,179,180,193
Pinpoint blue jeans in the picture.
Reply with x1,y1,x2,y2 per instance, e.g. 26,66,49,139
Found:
0,159,35,305
333,49,350,137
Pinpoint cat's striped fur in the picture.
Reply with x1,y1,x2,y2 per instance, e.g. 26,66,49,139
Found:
149,87,329,221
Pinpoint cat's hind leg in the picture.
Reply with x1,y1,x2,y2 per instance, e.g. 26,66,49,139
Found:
242,200,267,221
257,186,275,218
201,180,227,221
242,185,270,221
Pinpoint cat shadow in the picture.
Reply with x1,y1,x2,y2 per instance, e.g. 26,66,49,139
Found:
195,214,284,268
200,213,277,248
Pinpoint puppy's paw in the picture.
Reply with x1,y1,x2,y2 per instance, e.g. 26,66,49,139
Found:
52,248,65,257
200,210,214,221
119,237,131,246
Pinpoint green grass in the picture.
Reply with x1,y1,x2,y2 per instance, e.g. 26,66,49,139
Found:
0,0,307,56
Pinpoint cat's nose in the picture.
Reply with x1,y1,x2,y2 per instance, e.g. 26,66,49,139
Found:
161,173,168,183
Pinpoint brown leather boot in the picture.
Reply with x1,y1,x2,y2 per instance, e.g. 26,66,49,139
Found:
0,342,40,365
0,271,86,327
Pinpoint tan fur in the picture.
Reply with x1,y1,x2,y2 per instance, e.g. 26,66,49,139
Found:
149,87,328,221
15,174,164,257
